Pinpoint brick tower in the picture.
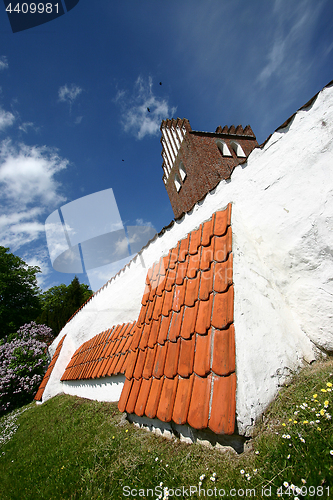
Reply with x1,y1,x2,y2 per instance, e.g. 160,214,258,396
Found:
161,118,258,218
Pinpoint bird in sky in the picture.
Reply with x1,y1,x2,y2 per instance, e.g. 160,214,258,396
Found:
147,107,150,112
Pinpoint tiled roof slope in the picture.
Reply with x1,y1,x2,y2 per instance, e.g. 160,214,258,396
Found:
34,335,66,401
118,204,236,435
61,322,136,381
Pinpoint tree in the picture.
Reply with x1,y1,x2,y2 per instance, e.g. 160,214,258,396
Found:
37,277,93,336
0,322,52,414
0,247,41,340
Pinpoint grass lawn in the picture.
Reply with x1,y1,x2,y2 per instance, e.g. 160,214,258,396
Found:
0,358,332,499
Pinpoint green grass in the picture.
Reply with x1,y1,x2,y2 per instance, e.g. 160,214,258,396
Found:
0,358,332,500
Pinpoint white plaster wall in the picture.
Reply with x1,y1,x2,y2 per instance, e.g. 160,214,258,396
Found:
43,84,333,437
62,375,125,402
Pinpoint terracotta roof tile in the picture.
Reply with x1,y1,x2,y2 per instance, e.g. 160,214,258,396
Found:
134,378,152,417
162,289,174,316
195,294,213,334
126,379,142,414
175,257,189,285
133,349,147,380
187,374,212,429
148,318,160,348
164,339,181,378
208,373,236,435
184,275,200,307
168,309,183,342
178,336,195,378
187,254,200,278
193,328,212,377
211,285,234,329
212,325,235,376
189,226,202,255
214,227,232,262
142,346,157,379
118,378,133,412
157,314,171,344
139,323,152,350
181,302,198,339
156,377,178,422
199,267,214,301
172,375,194,425
145,377,164,418
172,283,186,312
201,219,214,247
178,234,190,262
60,204,236,436
153,343,168,378
35,335,66,400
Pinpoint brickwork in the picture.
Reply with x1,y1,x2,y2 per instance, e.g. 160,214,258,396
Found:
161,120,258,218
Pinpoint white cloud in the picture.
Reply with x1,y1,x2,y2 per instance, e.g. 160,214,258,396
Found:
0,140,68,250
0,107,15,131
23,247,52,289
257,0,325,87
115,76,176,139
58,83,82,103
0,56,8,71
18,122,36,133
74,116,83,124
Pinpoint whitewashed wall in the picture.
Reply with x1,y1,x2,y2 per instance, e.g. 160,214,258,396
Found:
43,83,333,436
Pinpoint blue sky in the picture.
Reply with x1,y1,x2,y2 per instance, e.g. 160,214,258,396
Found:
0,0,332,292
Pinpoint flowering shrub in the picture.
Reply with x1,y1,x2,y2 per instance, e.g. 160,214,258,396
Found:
0,322,53,414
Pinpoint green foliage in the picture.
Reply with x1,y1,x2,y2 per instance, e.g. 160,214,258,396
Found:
0,246,41,339
37,277,93,335
0,359,332,499
0,322,52,414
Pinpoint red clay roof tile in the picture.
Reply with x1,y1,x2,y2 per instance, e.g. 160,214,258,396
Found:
133,349,147,380
156,377,178,422
177,337,195,378
139,323,152,350
145,377,164,419
187,374,212,430
152,294,164,321
157,314,171,345
178,234,190,262
165,268,176,291
134,378,152,417
201,219,214,247
148,318,161,348
172,283,186,312
181,302,198,339
126,379,142,414
187,253,200,278
152,343,168,379
162,289,174,316
189,226,202,255
195,294,213,334
142,346,157,379
184,274,200,307
208,373,236,435
164,339,181,379
118,378,133,412
213,227,232,262
59,205,236,436
168,309,183,342
199,267,214,301
211,285,234,329
172,375,194,425
175,257,188,285
212,325,235,376
193,329,212,377
214,257,233,293
200,245,213,271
